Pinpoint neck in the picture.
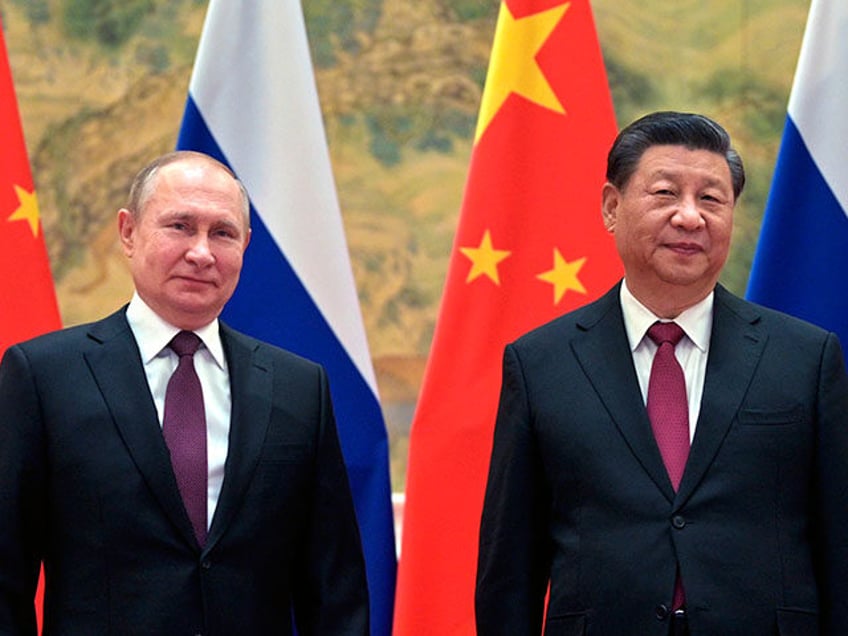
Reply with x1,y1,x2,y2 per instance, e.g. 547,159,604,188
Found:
625,279,715,319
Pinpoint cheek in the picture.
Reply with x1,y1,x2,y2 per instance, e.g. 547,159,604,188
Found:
145,251,181,276
620,222,658,255
216,249,244,277
612,222,635,250
139,236,183,263
708,218,734,254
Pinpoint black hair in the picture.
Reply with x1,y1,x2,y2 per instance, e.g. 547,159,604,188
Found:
606,111,745,199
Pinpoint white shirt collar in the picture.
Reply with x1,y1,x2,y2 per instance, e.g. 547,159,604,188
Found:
619,280,713,353
125,292,226,369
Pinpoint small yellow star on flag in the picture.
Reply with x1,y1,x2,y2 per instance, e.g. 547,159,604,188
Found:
460,229,511,285
7,184,42,238
537,247,586,303
474,1,570,142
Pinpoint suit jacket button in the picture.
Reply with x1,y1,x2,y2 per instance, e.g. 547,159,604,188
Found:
672,515,686,529
655,604,670,621
201,559,211,569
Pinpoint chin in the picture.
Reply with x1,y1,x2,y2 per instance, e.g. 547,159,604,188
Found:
171,301,221,324
657,260,711,283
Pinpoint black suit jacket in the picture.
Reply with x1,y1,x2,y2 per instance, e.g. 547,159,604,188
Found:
0,308,369,635
476,283,848,636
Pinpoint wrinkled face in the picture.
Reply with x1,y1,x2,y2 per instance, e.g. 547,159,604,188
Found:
602,144,735,309
118,159,250,330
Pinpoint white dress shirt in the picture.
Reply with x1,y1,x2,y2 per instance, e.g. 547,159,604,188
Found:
619,281,713,441
125,292,231,530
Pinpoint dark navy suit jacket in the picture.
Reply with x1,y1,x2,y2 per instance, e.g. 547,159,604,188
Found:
476,283,848,636
0,308,369,635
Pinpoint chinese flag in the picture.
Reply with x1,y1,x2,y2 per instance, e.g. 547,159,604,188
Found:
0,17,61,634
393,1,621,633
0,21,60,356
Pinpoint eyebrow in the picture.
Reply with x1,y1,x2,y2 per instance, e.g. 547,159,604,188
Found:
161,211,195,221
647,169,730,189
162,211,244,231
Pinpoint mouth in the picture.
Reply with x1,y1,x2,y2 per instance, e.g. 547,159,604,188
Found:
174,276,217,287
665,242,703,255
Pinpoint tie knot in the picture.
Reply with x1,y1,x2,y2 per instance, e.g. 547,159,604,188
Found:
648,321,685,347
169,331,202,357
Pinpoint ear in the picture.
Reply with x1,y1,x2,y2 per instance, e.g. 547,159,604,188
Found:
117,208,136,257
601,182,620,233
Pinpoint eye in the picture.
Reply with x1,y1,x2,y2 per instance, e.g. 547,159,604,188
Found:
213,227,239,240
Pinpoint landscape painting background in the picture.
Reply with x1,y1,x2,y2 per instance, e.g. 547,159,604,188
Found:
1,0,811,490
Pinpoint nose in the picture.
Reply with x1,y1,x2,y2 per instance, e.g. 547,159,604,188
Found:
671,196,705,231
185,235,215,266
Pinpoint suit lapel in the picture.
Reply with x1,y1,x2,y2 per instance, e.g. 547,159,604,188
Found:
572,285,677,502
205,325,272,552
676,286,765,503
574,285,766,504
84,309,198,548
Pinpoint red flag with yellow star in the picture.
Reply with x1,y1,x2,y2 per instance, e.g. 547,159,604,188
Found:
0,20,59,633
394,1,621,633
0,20,61,359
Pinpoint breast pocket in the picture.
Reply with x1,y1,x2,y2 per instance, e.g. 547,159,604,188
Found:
253,443,314,526
736,405,805,426
260,442,311,463
723,404,814,491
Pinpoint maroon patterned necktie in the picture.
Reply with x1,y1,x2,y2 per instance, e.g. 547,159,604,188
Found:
646,321,689,609
646,322,690,491
163,330,207,546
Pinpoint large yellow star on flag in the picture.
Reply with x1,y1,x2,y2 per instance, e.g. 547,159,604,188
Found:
474,1,570,142
7,184,42,238
537,248,586,303
460,229,511,285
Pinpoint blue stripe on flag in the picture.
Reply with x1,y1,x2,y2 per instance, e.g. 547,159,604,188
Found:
178,96,396,633
747,117,848,347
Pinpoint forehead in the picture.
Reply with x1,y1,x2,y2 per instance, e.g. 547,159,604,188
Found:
633,144,732,185
146,161,245,220
155,159,237,195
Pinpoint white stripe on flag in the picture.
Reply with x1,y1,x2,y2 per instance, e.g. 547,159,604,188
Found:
188,0,378,393
788,0,848,216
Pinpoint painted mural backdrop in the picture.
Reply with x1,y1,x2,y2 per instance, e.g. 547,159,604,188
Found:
0,0,810,488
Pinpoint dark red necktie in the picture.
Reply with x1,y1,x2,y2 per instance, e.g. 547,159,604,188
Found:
163,330,207,546
646,321,689,609
646,322,690,491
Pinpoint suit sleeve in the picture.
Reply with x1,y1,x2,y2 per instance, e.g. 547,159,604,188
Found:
476,344,552,635
0,346,46,636
292,366,370,636
814,334,848,635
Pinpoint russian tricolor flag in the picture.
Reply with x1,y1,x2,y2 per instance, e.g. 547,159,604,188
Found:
176,2,396,633
746,0,848,349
